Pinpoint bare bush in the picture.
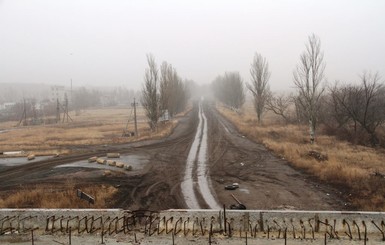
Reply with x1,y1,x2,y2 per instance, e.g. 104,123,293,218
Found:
328,72,385,145
265,93,293,123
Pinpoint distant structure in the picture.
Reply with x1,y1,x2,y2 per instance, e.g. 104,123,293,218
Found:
16,99,27,127
0,102,16,111
50,86,66,103
50,85,73,123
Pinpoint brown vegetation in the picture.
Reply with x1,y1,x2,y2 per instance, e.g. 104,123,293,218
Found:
0,183,117,208
218,105,385,211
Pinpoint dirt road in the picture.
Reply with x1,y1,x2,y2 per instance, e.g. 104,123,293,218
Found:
0,101,346,210
181,101,221,209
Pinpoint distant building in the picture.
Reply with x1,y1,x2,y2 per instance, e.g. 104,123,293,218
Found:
50,85,66,102
0,102,16,111
159,110,170,122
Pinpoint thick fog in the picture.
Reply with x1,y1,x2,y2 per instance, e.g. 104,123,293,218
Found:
0,0,384,91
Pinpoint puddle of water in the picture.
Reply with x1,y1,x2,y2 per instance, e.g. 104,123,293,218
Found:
0,156,53,167
239,188,250,194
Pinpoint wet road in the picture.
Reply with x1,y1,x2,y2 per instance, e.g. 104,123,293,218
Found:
181,101,220,209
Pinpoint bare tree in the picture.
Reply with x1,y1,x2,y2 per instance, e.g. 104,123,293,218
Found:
159,61,172,113
293,34,325,144
211,72,245,109
159,61,189,117
328,81,356,129
248,52,270,124
329,72,385,145
265,93,293,123
357,72,385,145
171,77,189,115
141,54,160,131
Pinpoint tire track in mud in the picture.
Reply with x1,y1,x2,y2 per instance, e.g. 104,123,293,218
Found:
181,102,220,209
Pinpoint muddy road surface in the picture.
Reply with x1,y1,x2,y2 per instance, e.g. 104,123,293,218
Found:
0,101,346,210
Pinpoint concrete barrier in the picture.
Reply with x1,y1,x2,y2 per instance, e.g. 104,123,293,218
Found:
1,209,384,242
0,209,125,234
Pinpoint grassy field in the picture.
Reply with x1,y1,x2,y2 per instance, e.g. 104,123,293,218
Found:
218,104,385,211
0,106,179,155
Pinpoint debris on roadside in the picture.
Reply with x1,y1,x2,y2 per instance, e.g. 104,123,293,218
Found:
107,152,120,158
106,160,116,166
230,194,246,210
224,183,239,190
372,171,385,178
96,158,106,164
27,154,35,161
88,156,97,163
91,156,133,172
307,150,328,161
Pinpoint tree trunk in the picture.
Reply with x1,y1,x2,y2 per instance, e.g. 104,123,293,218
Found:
309,119,315,144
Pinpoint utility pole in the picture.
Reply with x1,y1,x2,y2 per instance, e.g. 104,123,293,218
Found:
17,99,27,127
63,93,68,123
70,78,73,110
70,79,73,102
22,99,27,126
56,98,61,123
132,98,138,137
61,93,73,123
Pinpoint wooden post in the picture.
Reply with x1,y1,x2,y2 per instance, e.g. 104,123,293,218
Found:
69,228,72,245
223,204,227,234
133,98,138,137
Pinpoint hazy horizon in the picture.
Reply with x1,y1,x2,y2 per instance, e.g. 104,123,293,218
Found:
0,0,384,92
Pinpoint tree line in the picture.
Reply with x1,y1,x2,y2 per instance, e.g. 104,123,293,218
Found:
211,72,245,109
211,34,385,147
141,54,190,131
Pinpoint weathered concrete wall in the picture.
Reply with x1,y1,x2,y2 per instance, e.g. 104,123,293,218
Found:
161,209,385,237
0,209,125,234
1,209,384,241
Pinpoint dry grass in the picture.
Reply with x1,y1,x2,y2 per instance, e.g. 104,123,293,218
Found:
0,106,187,155
218,104,385,211
0,183,117,208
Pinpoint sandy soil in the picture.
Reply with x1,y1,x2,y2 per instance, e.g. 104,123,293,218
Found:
0,101,347,210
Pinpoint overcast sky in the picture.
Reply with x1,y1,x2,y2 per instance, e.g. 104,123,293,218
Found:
0,0,384,91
